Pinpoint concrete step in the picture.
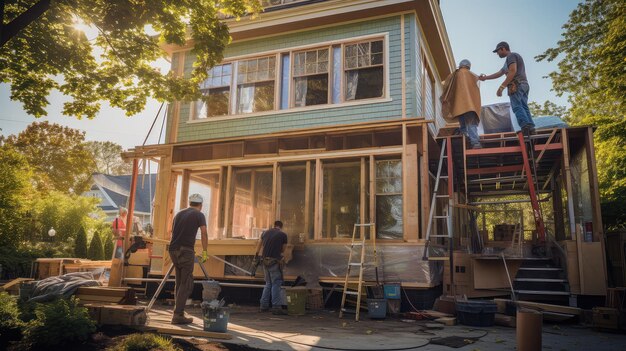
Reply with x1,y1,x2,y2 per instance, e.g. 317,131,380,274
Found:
515,289,570,296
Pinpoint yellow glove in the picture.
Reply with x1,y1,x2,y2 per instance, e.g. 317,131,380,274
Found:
201,250,208,263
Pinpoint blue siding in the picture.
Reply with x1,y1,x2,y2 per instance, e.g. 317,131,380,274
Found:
175,15,420,143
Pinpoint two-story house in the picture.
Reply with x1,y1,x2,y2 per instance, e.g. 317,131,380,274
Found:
122,0,607,306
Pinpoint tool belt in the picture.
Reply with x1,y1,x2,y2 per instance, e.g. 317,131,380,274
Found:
507,79,519,96
262,257,279,267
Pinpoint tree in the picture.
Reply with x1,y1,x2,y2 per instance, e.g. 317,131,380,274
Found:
528,101,568,119
74,226,88,258
87,231,105,260
4,121,95,193
536,0,626,227
85,141,132,175
103,229,114,260
0,145,34,247
0,0,262,119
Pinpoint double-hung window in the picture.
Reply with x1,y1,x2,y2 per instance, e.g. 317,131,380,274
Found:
292,48,329,107
344,39,384,101
236,56,277,114
196,64,232,118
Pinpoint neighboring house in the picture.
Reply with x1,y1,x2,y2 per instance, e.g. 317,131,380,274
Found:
124,0,606,304
83,173,157,227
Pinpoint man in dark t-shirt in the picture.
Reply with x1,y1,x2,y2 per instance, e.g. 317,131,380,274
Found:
168,193,208,324
254,220,288,314
479,41,536,136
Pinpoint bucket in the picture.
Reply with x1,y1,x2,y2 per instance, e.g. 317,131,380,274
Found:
367,298,387,319
286,287,307,315
203,307,229,333
517,309,542,351
201,280,221,301
383,284,401,300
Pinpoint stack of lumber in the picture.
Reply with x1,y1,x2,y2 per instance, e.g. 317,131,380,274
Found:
64,260,111,274
84,304,147,326
75,286,136,305
0,278,34,295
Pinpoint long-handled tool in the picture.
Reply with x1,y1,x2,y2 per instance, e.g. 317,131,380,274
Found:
146,255,211,314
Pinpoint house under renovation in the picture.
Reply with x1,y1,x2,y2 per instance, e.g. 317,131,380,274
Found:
117,0,606,307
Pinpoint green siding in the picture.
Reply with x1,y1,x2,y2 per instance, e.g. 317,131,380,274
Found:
174,15,420,143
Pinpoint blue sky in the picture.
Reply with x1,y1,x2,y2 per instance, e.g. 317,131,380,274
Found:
0,0,580,149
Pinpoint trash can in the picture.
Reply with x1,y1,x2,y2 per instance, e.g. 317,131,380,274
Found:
456,300,497,327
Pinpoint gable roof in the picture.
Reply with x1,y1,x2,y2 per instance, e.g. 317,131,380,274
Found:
91,173,158,214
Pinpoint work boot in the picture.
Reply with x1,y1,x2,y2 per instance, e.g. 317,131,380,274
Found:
260,306,270,312
171,313,193,324
470,143,482,149
271,307,287,315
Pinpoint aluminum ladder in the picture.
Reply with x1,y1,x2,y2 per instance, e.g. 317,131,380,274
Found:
423,137,454,261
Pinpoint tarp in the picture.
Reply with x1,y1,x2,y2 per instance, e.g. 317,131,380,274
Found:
27,272,101,302
478,102,568,134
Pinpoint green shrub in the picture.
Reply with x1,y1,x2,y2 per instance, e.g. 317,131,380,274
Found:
74,226,88,258
107,333,181,351
0,292,24,347
0,246,46,279
20,297,96,350
87,231,105,260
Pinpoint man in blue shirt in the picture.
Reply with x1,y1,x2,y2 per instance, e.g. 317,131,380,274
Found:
479,41,536,136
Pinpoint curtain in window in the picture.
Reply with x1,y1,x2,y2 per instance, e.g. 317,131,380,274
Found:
345,71,359,101
294,77,308,107
238,86,255,114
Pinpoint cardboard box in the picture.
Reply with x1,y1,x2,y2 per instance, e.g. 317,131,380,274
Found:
99,305,147,326
593,307,619,330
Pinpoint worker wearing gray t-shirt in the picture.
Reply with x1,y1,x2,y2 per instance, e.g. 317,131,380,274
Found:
479,41,535,136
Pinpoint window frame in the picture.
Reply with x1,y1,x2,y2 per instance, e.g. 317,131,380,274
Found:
195,63,234,119
189,33,389,122
290,45,332,108
235,54,280,115
341,38,386,103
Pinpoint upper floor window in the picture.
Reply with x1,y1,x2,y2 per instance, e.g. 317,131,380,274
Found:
197,64,232,118
344,40,384,101
293,48,329,107
262,0,304,8
236,56,277,114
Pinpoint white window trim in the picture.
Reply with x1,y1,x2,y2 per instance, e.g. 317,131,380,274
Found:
290,45,332,108
188,32,391,123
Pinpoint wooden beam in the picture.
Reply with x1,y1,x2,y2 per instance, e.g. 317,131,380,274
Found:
224,165,234,238
369,155,376,239
464,143,562,156
404,144,419,241
314,159,322,240
304,161,311,240
420,126,430,240
360,157,367,239
561,128,576,239
272,162,279,221
179,169,190,208
465,164,524,176
535,129,558,164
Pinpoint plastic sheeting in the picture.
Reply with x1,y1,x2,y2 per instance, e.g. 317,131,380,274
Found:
27,272,102,302
225,244,442,286
478,102,568,134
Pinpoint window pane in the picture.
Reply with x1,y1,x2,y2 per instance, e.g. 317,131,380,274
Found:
279,164,308,242
237,81,275,113
294,74,328,107
231,169,273,239
205,88,230,117
345,66,383,101
322,161,360,239
371,40,383,54
376,195,403,239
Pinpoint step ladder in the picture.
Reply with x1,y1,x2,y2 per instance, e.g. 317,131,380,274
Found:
339,223,377,321
516,132,547,242
423,137,454,261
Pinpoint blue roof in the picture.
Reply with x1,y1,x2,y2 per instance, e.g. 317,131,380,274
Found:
92,173,157,214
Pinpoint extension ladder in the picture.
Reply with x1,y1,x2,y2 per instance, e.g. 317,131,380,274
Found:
516,132,546,242
339,223,377,321
423,137,454,261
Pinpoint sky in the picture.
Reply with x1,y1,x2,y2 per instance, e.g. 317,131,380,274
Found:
0,0,580,150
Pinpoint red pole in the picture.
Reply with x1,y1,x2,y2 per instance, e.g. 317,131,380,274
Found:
517,132,546,242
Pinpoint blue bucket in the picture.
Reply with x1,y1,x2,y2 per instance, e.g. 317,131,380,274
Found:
203,307,229,333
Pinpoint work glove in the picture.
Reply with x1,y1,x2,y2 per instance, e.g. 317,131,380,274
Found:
200,250,208,263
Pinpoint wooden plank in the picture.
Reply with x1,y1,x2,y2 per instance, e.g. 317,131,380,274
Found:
404,144,419,241
224,165,234,238
304,160,311,240
76,295,124,303
420,126,429,239
561,128,576,239
369,155,375,237
314,158,322,240
581,242,607,295
360,157,367,239
494,298,582,316
76,287,130,296
535,129,557,164
137,325,232,340
0,278,33,292
179,169,191,210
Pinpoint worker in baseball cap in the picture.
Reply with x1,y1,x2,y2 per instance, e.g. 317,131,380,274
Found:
168,193,208,324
